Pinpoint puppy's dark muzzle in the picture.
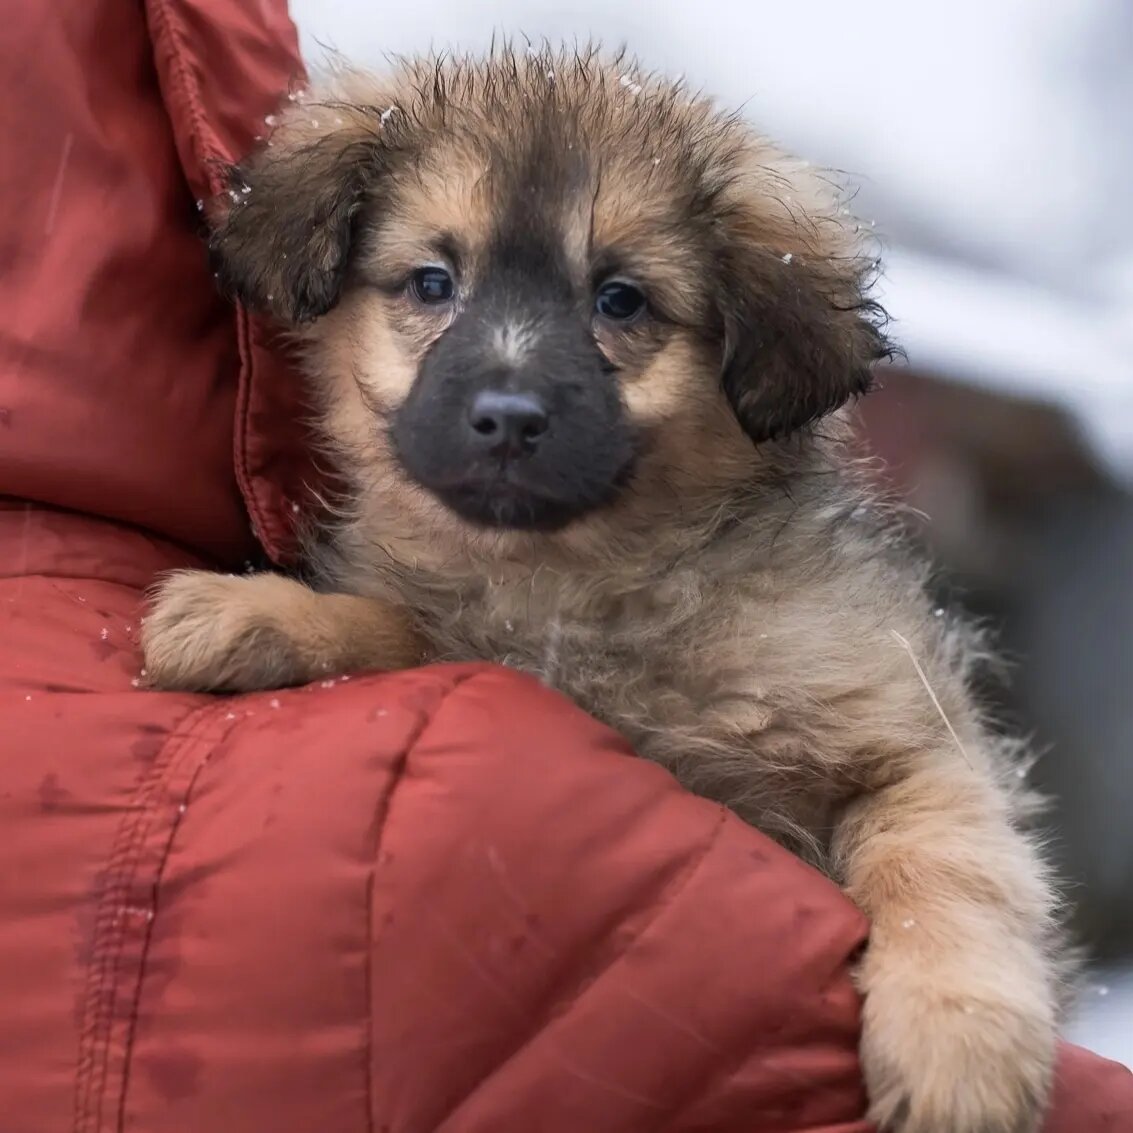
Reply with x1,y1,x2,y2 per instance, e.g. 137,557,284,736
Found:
392,303,637,530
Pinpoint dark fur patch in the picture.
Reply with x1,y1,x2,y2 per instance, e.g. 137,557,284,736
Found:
391,299,636,530
210,137,382,323
718,247,894,442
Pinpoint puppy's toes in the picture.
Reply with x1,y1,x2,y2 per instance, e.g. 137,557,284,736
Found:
141,571,309,693
859,959,1056,1133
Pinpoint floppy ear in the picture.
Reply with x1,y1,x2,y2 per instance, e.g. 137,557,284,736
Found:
717,207,894,444
208,109,386,325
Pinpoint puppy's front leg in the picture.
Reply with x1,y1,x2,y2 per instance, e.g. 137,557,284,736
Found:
832,759,1060,1133
141,570,427,693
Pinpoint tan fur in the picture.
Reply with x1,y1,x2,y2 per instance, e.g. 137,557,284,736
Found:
145,48,1069,1133
142,571,425,692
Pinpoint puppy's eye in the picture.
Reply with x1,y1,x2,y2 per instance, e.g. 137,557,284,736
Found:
594,280,646,323
409,266,455,305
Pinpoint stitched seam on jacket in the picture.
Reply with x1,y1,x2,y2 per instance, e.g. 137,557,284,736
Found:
233,312,281,558
365,670,484,1133
114,707,250,1132
664,925,868,1133
73,701,228,1133
434,796,731,1131
141,0,285,561
143,0,218,188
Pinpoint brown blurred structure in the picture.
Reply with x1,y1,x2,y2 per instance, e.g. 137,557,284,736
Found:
861,368,1133,959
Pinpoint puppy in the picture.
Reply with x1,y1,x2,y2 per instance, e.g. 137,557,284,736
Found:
143,48,1068,1133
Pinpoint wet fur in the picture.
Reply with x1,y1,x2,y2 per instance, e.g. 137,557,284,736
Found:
144,47,1071,1133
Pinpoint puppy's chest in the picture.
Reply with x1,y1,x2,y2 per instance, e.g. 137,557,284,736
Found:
434,581,775,747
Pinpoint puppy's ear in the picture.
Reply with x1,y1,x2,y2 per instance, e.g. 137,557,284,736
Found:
209,109,385,325
716,183,894,443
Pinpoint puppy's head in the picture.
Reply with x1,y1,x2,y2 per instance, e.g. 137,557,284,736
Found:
212,50,891,555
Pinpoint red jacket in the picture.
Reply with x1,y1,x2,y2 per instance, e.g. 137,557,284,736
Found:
1,2,1130,1130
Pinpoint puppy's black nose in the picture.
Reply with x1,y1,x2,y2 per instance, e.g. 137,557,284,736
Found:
467,390,549,456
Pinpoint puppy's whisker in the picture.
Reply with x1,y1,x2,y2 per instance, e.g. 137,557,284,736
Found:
888,629,974,770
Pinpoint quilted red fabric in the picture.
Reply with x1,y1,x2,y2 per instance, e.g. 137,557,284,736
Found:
1,2,1130,1131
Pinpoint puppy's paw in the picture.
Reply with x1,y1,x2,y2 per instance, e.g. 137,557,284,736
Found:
141,570,316,693
859,951,1056,1133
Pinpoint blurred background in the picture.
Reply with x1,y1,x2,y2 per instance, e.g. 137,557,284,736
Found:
289,0,1133,1065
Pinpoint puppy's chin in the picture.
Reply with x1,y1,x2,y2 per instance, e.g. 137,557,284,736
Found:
432,482,583,532
419,464,633,532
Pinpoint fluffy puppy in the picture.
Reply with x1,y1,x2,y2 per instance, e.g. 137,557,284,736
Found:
143,48,1068,1133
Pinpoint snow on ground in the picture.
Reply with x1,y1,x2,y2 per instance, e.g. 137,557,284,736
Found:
1067,970,1133,1069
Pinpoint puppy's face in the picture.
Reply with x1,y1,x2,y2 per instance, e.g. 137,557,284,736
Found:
213,51,890,556
362,127,644,532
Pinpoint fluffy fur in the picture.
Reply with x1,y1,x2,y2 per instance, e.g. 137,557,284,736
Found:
142,47,1070,1133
